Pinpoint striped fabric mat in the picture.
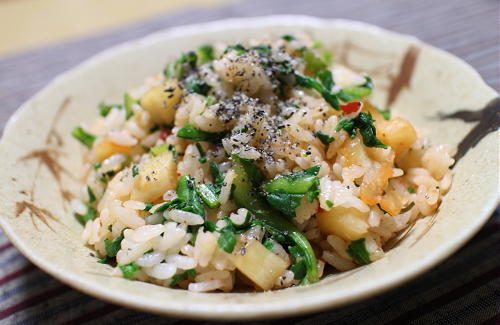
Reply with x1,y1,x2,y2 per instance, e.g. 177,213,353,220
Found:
0,0,498,323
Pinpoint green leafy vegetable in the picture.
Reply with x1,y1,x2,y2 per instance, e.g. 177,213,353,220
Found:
407,186,415,194
104,233,124,257
338,76,373,102
315,131,334,146
132,165,139,177
336,112,387,148
177,124,222,142
71,126,96,148
196,143,207,163
205,95,216,105
197,45,214,64
144,202,153,211
301,48,328,75
282,34,296,41
289,246,307,281
295,73,339,110
326,200,334,208
231,155,318,285
155,176,205,217
87,186,96,203
263,238,275,251
92,162,102,170
346,238,371,265
184,78,212,96
262,166,320,218
322,51,333,65
224,44,247,55
197,184,220,208
164,51,198,80
251,45,272,55
98,102,122,117
123,93,135,120
119,262,141,280
74,205,97,225
150,143,169,156
210,162,224,185
170,269,196,287
312,40,323,49
203,220,217,232
217,219,237,253
378,108,391,120
316,70,334,91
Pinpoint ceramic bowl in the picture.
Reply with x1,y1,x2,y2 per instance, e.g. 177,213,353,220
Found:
0,16,498,320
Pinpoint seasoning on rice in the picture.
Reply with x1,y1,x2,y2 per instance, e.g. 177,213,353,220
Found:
72,34,455,292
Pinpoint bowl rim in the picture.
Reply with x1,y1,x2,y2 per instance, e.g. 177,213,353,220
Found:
0,15,498,320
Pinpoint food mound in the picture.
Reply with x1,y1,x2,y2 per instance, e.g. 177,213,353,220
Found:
71,34,454,292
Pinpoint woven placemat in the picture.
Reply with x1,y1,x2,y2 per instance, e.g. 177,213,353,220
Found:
0,0,498,323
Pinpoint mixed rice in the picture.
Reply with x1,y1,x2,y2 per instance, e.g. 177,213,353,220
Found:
72,34,455,292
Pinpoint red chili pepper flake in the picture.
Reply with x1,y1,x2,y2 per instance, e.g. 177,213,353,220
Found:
340,101,362,114
159,129,171,140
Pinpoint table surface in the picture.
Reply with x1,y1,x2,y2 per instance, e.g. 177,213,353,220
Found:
0,0,498,324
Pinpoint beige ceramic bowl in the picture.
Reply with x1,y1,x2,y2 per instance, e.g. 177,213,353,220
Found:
0,16,498,320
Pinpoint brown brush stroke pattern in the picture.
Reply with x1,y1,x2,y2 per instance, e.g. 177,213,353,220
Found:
385,45,420,108
440,96,500,163
14,97,74,232
15,200,61,232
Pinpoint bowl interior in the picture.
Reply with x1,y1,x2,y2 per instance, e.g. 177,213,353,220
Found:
0,16,498,320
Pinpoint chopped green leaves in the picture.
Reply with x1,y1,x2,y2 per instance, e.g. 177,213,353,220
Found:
177,124,222,142
289,246,307,281
184,78,212,96
301,48,328,75
316,70,334,91
265,192,305,218
407,186,416,194
155,176,205,217
262,166,320,218
224,44,247,55
336,112,387,148
132,165,139,177
150,143,169,156
315,131,334,146
92,162,102,170
263,166,320,194
98,102,122,117
196,143,207,163
378,108,391,120
87,186,96,203
74,205,97,225
205,95,216,105
164,51,198,80
282,34,296,41
295,73,339,110
217,221,237,253
251,45,272,55
144,202,153,211
210,162,224,185
197,45,214,64
346,238,371,265
170,269,196,287
71,127,96,148
197,184,220,208
104,233,124,257
204,220,217,232
123,93,136,120
119,262,141,280
326,200,334,208
338,76,373,102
